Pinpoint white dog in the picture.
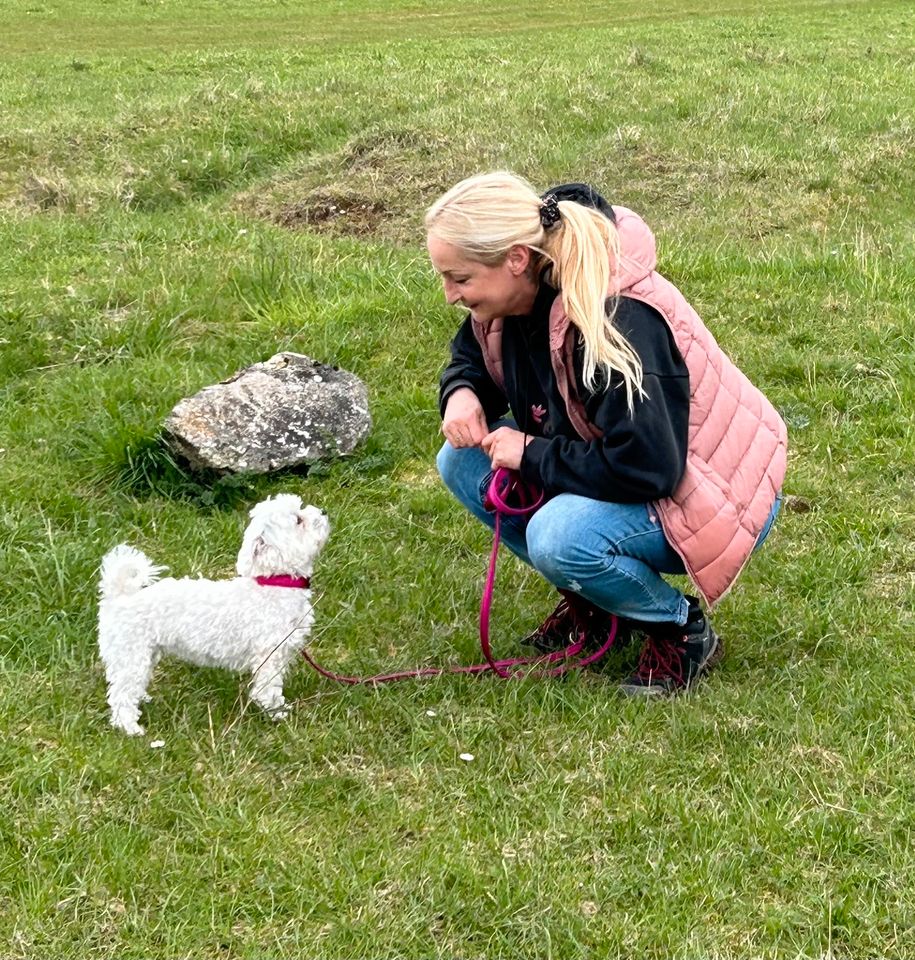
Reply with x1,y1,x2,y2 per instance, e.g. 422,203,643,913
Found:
97,494,330,735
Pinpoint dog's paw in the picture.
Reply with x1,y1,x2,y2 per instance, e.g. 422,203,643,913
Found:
269,707,289,722
110,708,145,736
113,720,145,736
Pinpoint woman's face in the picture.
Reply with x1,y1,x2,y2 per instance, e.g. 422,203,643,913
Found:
427,235,536,322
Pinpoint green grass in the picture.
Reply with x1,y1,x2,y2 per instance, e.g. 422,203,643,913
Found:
1,0,914,956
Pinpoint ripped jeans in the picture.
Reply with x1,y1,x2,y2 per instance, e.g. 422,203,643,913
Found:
436,430,781,626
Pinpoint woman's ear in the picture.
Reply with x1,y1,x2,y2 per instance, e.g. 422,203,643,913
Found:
505,244,532,277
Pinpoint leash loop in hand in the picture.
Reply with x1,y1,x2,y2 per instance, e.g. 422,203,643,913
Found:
483,467,545,517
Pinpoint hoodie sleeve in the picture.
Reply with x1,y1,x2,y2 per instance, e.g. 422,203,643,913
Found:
439,313,509,422
519,299,689,503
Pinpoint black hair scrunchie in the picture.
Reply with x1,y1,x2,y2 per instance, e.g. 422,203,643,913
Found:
539,194,561,229
541,183,616,224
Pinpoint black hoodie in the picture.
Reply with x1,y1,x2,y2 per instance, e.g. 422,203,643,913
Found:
438,184,689,504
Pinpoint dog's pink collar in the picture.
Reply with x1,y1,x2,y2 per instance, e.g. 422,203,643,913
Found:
255,575,310,589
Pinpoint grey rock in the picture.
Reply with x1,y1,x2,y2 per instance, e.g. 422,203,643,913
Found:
164,352,371,474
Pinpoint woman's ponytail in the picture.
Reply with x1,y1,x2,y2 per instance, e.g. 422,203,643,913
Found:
544,201,645,411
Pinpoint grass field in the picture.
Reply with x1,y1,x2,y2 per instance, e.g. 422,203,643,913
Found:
1,0,914,957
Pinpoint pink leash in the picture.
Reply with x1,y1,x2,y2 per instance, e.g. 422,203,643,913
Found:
298,467,618,685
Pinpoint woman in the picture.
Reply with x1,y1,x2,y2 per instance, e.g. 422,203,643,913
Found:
428,173,786,697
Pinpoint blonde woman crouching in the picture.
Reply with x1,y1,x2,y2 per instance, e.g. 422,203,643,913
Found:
427,172,786,696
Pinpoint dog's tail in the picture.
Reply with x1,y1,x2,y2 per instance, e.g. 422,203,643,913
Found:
99,544,166,599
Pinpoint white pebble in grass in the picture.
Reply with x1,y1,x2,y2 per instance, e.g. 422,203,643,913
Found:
425,710,437,717
459,753,475,762
149,740,166,749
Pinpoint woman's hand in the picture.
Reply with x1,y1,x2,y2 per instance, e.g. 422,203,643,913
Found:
442,388,488,448
482,426,532,471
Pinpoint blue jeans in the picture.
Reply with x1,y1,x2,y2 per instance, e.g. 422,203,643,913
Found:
436,431,781,627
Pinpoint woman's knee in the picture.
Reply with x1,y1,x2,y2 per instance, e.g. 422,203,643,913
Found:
526,501,601,583
436,441,491,510
436,441,460,491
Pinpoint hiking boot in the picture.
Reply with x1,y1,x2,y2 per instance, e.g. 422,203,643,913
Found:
618,597,722,698
521,591,627,655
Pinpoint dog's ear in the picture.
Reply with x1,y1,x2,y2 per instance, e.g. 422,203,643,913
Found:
235,534,265,577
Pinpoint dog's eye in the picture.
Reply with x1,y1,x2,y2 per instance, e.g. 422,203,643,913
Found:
296,515,305,525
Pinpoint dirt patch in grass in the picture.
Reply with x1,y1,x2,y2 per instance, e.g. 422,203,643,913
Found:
273,190,391,236
237,127,483,242
21,174,74,211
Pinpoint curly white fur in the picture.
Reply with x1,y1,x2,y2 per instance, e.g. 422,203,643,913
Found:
97,494,330,736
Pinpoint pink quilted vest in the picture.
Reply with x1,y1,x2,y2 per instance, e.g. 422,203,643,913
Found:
470,206,787,607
